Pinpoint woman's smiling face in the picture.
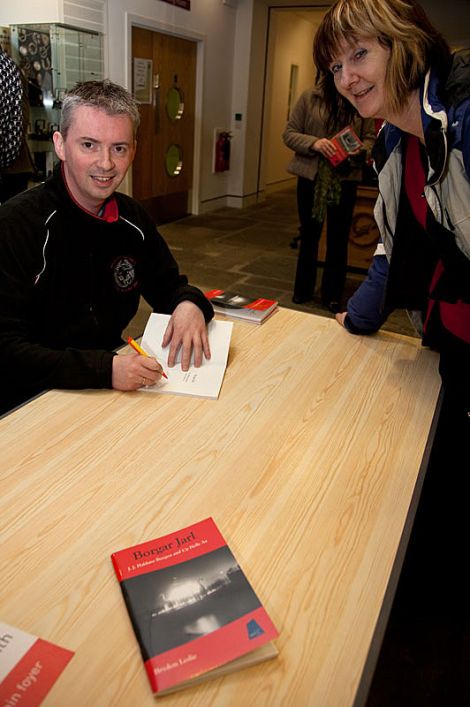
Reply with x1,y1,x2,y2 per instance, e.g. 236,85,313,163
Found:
330,36,391,120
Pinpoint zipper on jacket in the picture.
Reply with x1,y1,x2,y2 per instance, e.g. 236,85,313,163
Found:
427,184,455,232
428,184,445,224
444,208,455,231
377,186,394,250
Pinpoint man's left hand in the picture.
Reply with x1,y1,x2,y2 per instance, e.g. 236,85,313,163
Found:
161,301,211,371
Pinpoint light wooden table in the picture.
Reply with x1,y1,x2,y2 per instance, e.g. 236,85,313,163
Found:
0,309,441,706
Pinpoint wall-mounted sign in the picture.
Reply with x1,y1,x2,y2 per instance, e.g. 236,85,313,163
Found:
133,58,152,104
159,0,191,10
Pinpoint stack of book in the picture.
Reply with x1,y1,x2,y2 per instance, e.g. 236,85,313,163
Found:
205,290,278,324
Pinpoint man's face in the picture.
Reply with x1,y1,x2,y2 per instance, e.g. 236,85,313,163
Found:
53,106,136,214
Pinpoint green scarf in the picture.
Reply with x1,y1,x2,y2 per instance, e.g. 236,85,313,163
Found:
312,158,341,223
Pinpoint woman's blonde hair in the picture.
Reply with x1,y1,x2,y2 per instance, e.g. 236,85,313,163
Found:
313,0,450,126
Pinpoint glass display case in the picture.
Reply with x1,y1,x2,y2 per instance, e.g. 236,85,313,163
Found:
10,23,104,178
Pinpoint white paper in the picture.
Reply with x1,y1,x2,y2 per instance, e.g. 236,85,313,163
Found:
0,622,36,681
139,314,233,399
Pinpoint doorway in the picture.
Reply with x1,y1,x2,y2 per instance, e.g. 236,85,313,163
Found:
260,7,326,193
132,27,197,224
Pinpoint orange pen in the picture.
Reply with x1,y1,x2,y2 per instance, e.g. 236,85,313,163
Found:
127,336,168,379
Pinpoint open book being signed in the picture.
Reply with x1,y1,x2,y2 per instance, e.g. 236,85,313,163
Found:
139,313,233,400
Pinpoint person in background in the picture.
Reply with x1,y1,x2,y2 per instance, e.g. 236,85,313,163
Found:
0,80,213,415
0,45,23,196
1,66,36,202
313,0,469,699
283,86,375,311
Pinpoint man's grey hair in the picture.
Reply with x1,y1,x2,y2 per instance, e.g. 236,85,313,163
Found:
60,79,141,139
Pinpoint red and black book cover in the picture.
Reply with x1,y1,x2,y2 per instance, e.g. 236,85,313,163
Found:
111,518,278,694
205,290,278,322
328,126,364,166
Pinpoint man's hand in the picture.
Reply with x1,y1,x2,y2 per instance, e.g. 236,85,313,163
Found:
112,353,163,391
335,312,347,327
162,301,211,371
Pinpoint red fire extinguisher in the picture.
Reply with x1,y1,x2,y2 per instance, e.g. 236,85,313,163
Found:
215,131,231,172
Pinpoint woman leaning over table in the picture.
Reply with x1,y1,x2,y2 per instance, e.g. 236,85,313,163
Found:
313,0,469,698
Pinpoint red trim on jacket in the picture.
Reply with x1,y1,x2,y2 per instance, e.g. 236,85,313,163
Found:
60,163,119,222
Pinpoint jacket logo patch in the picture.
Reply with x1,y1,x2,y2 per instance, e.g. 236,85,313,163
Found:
112,256,138,292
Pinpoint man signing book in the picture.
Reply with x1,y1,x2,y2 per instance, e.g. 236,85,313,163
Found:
0,80,213,415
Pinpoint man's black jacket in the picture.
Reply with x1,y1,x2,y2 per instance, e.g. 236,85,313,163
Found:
0,168,213,413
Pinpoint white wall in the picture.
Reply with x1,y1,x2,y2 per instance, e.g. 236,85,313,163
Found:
0,1,64,25
225,0,271,207
262,9,324,188
225,0,256,206
0,0,106,33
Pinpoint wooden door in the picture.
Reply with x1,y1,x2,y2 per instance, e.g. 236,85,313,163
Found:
132,27,197,224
